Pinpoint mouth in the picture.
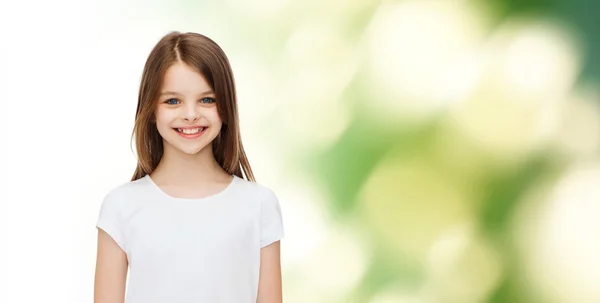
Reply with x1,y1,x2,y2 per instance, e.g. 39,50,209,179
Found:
173,127,207,138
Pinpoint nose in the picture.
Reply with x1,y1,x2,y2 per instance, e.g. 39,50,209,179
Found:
183,102,199,122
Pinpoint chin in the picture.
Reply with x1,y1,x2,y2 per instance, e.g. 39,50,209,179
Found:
174,143,211,155
161,128,219,156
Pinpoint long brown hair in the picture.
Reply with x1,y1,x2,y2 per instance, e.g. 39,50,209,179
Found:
130,31,255,182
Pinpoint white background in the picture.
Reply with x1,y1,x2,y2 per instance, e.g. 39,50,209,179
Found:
0,1,285,301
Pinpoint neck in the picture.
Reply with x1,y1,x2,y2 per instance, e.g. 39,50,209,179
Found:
152,143,226,185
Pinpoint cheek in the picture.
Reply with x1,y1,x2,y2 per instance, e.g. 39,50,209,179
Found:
154,113,174,135
207,108,223,126
154,109,174,126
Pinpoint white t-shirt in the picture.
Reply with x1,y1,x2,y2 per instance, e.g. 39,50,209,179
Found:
96,174,284,303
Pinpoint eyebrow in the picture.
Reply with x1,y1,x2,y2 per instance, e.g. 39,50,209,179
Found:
159,90,215,97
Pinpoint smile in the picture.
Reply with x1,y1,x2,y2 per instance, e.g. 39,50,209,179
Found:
174,127,207,138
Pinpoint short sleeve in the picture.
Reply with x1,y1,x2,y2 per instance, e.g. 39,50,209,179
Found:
96,190,127,252
260,188,284,248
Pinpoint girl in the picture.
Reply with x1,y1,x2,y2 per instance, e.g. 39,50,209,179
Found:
94,31,284,303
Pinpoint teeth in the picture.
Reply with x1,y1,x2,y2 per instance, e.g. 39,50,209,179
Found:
177,127,204,134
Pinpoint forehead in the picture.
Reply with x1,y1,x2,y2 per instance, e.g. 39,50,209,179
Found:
161,62,212,94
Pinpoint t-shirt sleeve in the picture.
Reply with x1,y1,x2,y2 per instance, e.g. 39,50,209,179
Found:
260,187,284,248
96,190,127,252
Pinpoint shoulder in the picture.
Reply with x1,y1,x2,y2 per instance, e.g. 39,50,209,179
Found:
232,176,279,202
235,178,284,245
100,176,150,211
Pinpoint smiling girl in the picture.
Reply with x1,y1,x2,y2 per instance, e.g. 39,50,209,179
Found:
93,31,284,303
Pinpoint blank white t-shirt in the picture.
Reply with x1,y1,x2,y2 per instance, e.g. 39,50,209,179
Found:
96,174,284,303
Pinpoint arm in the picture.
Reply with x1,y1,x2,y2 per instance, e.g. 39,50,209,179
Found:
256,241,282,303
94,228,128,303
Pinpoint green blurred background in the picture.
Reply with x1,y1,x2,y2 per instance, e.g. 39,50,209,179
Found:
110,0,600,302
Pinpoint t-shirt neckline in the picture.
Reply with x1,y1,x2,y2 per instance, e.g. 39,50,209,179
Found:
144,174,238,202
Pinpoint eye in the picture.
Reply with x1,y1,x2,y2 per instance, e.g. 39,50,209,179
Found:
165,98,180,105
199,97,215,104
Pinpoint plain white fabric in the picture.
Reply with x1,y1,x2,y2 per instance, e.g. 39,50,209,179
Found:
96,174,284,303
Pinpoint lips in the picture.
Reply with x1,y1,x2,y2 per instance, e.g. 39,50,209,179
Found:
173,126,208,138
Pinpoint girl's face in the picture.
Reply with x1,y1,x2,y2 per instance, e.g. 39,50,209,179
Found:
154,62,222,156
